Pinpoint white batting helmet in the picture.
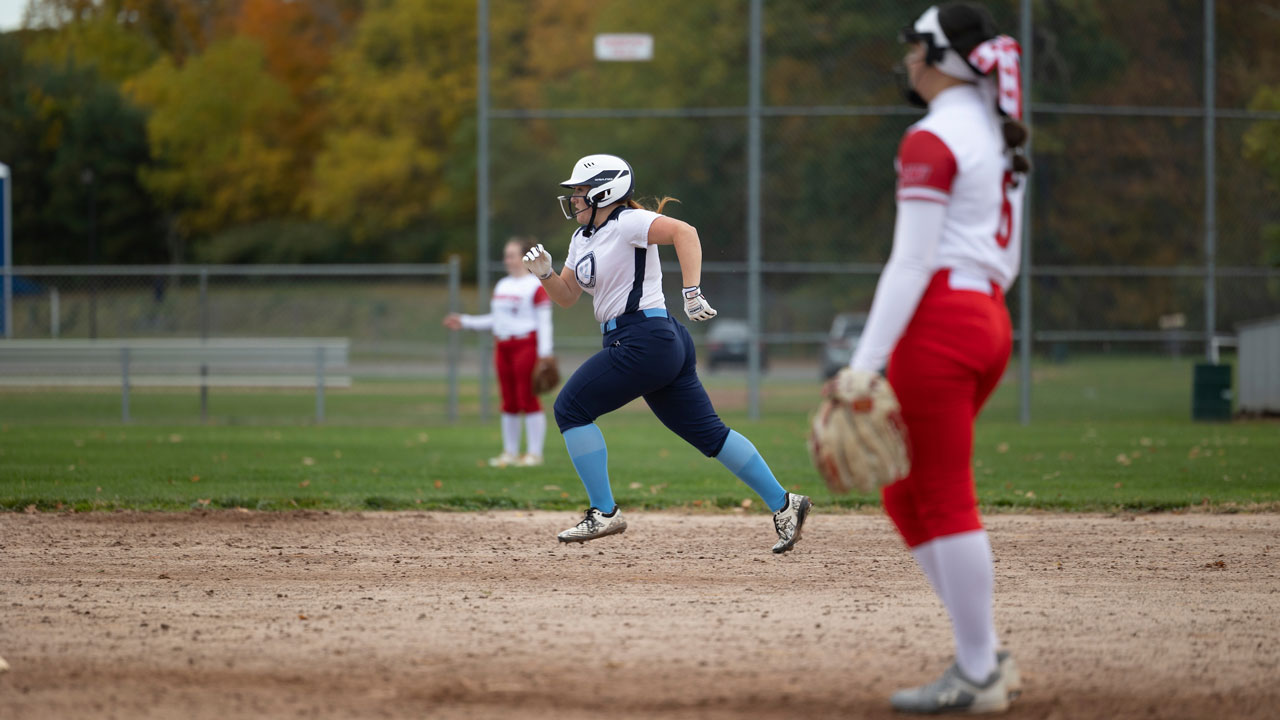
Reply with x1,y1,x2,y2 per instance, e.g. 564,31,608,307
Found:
558,154,634,221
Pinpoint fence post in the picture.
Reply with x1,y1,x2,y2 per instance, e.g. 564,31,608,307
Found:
447,255,460,423
1018,0,1034,426
1203,0,1217,359
121,346,131,423
200,363,208,423
745,0,763,421
199,267,209,341
199,267,210,422
50,288,60,338
476,0,492,423
315,345,326,424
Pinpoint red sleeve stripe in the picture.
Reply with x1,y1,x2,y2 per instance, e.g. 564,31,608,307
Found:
533,285,550,305
897,187,951,204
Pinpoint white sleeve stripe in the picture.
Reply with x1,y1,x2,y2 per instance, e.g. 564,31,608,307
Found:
897,187,950,203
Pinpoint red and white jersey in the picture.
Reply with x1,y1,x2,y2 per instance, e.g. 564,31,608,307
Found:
850,84,1024,373
896,84,1023,291
460,273,551,340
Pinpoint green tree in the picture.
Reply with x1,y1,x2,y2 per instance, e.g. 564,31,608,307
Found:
126,35,297,257
305,0,476,249
0,32,162,264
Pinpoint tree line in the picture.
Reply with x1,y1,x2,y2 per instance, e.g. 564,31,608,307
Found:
0,0,1275,331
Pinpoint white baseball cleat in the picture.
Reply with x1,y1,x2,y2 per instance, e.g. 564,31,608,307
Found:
771,492,812,554
517,453,544,467
488,452,520,468
557,506,627,543
890,661,1011,714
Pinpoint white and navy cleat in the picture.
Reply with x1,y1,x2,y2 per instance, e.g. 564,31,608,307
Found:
771,492,812,554
557,506,627,543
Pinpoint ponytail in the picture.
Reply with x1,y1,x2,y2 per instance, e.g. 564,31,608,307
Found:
627,196,681,215
1002,118,1031,174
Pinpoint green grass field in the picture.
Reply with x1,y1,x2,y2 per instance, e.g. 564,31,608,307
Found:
1,355,1275,513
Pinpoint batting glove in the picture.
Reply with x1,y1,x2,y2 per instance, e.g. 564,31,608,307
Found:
682,286,717,322
523,243,554,280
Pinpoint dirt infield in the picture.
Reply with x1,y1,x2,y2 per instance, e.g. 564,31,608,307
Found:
1,510,1276,720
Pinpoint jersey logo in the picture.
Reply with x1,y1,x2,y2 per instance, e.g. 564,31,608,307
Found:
899,162,933,185
575,252,596,289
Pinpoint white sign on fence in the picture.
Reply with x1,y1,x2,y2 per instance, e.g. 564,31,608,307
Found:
594,33,654,62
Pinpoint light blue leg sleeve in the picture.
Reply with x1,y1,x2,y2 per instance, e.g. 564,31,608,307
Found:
562,424,615,511
716,429,788,512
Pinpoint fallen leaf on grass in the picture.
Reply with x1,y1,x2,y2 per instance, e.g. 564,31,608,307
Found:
299,480,311,488
190,475,200,483
302,457,315,466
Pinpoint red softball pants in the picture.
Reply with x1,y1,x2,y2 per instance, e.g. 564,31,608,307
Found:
882,270,1012,548
495,334,541,414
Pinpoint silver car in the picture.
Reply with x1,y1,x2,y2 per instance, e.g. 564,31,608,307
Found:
821,312,867,378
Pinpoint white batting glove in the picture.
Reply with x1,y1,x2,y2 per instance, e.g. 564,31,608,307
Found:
523,243,554,280
682,286,717,321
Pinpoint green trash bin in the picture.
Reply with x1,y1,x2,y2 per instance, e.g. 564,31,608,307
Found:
1192,363,1232,421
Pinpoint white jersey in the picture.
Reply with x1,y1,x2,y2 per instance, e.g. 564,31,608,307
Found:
459,273,552,350
563,207,665,324
896,83,1023,290
850,83,1024,372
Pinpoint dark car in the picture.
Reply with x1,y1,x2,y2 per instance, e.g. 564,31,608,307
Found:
822,312,867,378
705,318,767,371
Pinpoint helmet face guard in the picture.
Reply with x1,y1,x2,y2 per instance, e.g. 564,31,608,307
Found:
557,193,590,221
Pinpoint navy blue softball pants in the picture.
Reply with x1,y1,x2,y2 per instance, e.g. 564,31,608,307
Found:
553,310,731,458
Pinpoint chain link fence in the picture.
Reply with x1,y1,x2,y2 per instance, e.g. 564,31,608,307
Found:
475,0,1280,420
2,0,1278,424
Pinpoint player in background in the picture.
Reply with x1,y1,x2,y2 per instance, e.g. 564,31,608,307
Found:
522,154,811,553
444,237,553,468
851,3,1030,713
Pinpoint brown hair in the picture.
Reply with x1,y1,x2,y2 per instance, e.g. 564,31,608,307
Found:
507,235,539,254
626,196,681,215
938,1,1030,173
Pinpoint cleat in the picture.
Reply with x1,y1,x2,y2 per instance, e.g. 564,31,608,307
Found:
488,452,520,468
890,661,1010,715
997,650,1021,700
517,453,544,467
557,506,627,543
771,492,812,554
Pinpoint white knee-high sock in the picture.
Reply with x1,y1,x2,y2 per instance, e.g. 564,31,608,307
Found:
911,539,946,601
932,530,998,683
500,413,521,456
524,412,546,457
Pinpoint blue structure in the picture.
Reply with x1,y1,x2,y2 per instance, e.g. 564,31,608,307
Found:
1,162,10,338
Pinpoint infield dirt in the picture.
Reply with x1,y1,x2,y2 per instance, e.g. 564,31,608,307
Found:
1,510,1276,719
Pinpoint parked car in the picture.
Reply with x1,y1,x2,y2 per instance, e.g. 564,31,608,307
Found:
821,312,867,378
705,318,767,371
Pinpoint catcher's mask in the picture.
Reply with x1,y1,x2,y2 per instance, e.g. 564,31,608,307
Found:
558,154,634,237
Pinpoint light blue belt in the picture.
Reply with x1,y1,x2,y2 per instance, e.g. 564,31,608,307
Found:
601,308,668,333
